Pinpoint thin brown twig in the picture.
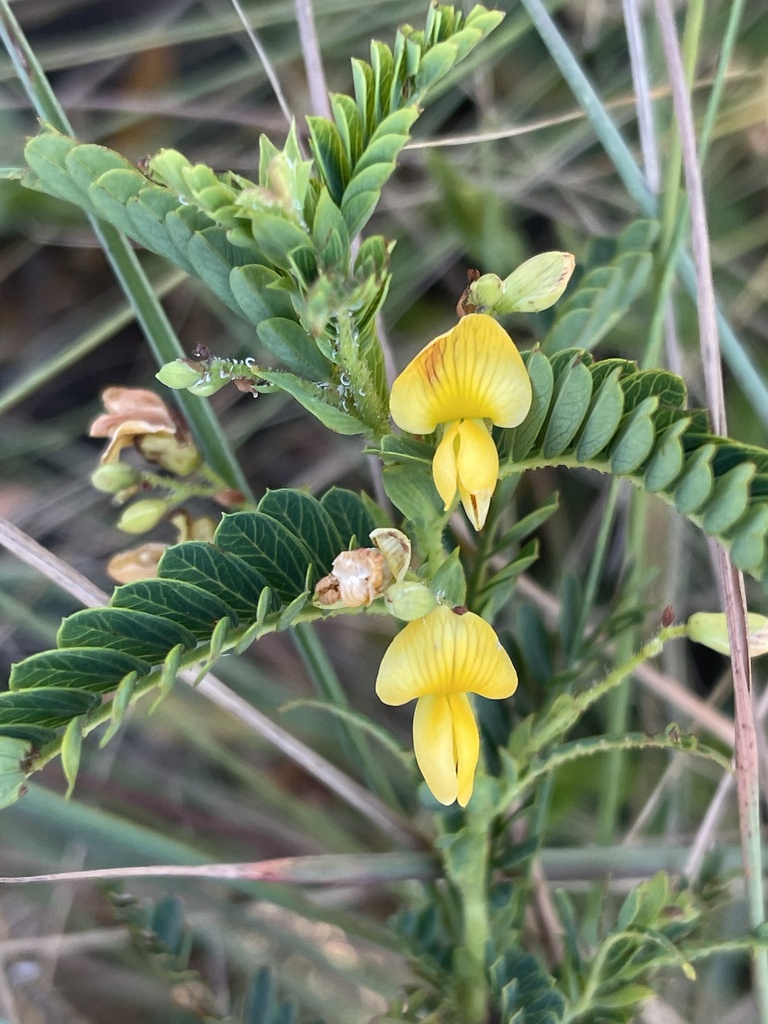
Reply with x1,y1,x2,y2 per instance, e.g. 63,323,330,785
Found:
294,0,331,121
654,0,768,1010
229,0,294,127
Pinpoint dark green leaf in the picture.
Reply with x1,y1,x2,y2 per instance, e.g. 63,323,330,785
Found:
257,490,344,576
306,117,350,203
158,542,273,621
215,512,313,602
510,349,554,462
609,396,658,475
330,93,364,168
256,318,332,379
621,368,686,413
0,688,98,727
311,188,351,270
320,488,376,548
10,648,150,693
57,608,196,660
112,579,237,639
0,724,56,746
542,358,593,458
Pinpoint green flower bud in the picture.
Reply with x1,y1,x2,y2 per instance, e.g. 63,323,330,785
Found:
156,359,206,390
117,499,169,535
468,273,504,312
91,463,141,494
187,375,227,397
496,252,575,313
384,581,438,621
687,611,768,658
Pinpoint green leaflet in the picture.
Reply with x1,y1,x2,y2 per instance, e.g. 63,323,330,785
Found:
0,688,98,727
157,543,274,622
256,369,368,435
10,648,151,693
489,949,566,1024
256,317,332,380
541,358,593,458
510,350,554,461
112,578,237,640
57,608,197,660
214,511,313,601
320,487,376,548
257,490,345,577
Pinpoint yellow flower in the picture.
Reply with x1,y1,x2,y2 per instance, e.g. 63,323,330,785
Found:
375,605,518,807
389,314,532,530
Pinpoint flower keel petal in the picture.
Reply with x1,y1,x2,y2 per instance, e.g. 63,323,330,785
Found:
413,694,458,806
449,692,480,807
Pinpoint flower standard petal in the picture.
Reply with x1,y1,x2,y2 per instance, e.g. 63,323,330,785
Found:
413,694,458,806
375,605,518,705
449,692,480,807
389,314,532,434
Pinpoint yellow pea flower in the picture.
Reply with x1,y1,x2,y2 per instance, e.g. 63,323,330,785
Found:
389,313,532,530
375,605,518,807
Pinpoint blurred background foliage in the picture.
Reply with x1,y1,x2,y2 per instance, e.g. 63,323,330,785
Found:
1,0,768,1021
